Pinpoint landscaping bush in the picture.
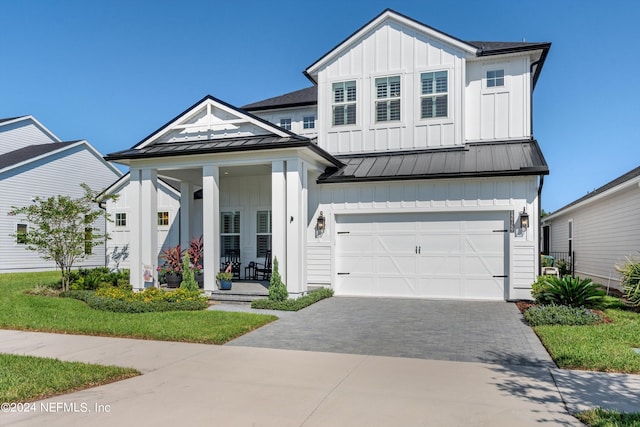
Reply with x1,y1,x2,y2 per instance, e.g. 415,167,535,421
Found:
524,304,601,326
268,257,288,302
67,267,130,290
531,275,606,308
252,287,334,311
618,255,640,306
61,287,207,313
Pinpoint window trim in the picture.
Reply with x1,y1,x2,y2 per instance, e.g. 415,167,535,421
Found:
220,210,241,255
331,80,357,127
157,211,170,227
374,75,402,123
115,212,127,228
303,116,315,129
486,69,505,88
256,210,272,258
419,69,449,120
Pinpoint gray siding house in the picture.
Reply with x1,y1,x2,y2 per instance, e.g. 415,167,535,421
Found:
542,166,640,289
0,116,122,272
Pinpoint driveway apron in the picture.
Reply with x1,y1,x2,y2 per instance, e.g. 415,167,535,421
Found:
227,297,553,367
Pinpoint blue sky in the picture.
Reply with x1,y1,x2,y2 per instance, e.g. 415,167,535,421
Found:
2,0,638,213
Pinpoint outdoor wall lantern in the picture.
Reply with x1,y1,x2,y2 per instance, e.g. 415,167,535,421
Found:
520,207,529,231
316,211,326,232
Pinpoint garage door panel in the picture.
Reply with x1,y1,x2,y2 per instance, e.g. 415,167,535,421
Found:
336,213,508,300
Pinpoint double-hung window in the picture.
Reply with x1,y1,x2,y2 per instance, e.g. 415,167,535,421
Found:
332,81,356,126
256,210,272,258
375,76,401,122
303,116,315,129
486,69,505,88
220,211,240,254
115,213,127,227
420,71,448,119
279,118,291,131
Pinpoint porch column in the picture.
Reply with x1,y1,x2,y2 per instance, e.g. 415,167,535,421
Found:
180,181,194,250
285,159,307,295
271,160,287,285
129,168,142,289
202,164,220,293
140,168,158,288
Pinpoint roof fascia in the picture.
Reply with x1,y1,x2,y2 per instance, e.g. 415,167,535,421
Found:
545,175,640,221
134,96,295,150
0,115,62,143
305,9,477,82
97,172,180,201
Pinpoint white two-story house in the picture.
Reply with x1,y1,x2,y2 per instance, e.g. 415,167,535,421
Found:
105,9,550,300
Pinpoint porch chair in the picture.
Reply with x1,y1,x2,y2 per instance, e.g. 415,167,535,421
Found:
221,249,241,280
541,266,560,278
254,250,272,280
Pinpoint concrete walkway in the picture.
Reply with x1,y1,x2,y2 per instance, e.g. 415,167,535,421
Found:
0,330,581,427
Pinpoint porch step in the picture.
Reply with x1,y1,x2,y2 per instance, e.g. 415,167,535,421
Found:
209,291,267,305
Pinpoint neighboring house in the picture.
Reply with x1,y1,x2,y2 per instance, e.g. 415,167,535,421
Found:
542,166,640,290
105,9,551,300
0,115,122,273
101,172,181,270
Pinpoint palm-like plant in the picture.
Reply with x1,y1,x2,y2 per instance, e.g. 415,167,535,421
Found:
532,275,605,308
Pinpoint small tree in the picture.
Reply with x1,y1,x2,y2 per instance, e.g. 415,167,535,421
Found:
180,252,199,292
268,257,288,302
9,184,114,291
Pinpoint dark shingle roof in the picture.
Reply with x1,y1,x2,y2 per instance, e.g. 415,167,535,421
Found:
106,135,343,167
467,41,551,56
0,141,79,170
242,87,317,111
548,165,640,216
317,140,548,183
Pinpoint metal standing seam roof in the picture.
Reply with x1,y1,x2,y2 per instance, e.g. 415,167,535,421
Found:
317,139,548,183
0,141,80,170
105,134,344,167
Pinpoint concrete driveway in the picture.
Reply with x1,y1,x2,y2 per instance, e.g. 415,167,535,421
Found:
226,297,553,367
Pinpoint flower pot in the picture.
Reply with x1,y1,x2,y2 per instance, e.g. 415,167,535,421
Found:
217,279,232,290
195,272,204,288
165,272,182,288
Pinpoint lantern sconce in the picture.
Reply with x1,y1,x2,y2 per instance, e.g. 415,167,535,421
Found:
316,211,326,233
520,207,529,231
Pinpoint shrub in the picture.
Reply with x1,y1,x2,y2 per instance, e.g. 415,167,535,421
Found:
531,275,606,308
61,287,207,313
556,259,572,276
524,304,601,326
179,253,199,292
268,257,288,302
617,255,640,306
252,287,334,311
67,267,130,290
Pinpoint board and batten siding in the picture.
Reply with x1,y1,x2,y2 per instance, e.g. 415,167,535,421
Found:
307,175,541,299
316,20,465,154
547,184,640,288
0,119,58,156
0,144,121,272
465,57,531,141
251,107,319,138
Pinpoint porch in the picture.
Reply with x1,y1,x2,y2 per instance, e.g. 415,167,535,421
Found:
208,280,270,304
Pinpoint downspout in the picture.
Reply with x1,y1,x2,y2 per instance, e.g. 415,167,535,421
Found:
98,201,108,268
537,175,544,276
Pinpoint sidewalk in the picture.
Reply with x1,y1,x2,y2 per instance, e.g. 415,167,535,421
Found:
0,329,583,427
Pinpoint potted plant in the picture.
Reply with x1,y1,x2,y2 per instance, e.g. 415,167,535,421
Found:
188,236,204,288
216,264,233,290
158,244,182,288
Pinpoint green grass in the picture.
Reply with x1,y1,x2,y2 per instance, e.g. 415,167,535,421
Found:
0,353,139,403
576,408,640,427
532,297,640,373
0,272,277,344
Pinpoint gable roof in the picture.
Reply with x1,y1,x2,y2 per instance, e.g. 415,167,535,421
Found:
0,115,61,143
98,172,180,201
545,165,640,220
318,139,548,183
133,95,300,150
242,86,317,111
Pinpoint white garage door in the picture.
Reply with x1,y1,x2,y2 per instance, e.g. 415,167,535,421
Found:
335,212,508,300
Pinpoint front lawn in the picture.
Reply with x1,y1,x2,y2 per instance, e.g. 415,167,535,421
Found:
0,272,277,344
531,297,640,374
0,353,139,403
577,408,640,427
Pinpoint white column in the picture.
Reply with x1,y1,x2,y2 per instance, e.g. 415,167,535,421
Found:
271,160,286,285
180,181,193,250
129,168,142,289
202,164,219,293
286,159,307,295
140,168,158,289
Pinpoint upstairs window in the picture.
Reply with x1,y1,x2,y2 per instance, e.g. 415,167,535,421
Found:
279,118,291,131
115,213,127,227
375,76,401,122
420,71,448,119
487,69,505,87
303,116,315,129
332,81,356,126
